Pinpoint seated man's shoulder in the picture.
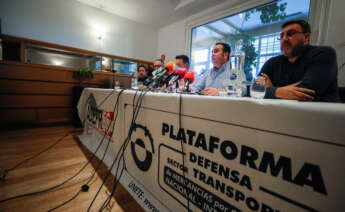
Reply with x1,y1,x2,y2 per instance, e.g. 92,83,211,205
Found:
265,54,285,64
201,67,212,76
307,45,336,58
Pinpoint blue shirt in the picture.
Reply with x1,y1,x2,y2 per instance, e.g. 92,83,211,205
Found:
192,61,230,93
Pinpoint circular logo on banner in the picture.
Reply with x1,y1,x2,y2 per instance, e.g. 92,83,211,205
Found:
230,73,237,81
130,124,155,172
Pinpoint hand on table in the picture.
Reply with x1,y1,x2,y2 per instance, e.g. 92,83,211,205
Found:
201,88,220,96
138,84,147,89
260,73,274,87
275,81,315,101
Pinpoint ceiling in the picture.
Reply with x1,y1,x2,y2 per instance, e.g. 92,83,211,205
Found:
75,0,227,28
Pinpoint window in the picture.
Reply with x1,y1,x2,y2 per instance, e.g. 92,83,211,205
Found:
189,0,311,81
113,59,137,74
192,48,210,75
254,32,282,75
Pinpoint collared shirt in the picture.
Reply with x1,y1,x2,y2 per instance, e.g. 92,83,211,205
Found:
192,61,230,93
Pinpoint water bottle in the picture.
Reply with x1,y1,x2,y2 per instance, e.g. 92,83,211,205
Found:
228,41,245,97
131,71,138,90
114,81,120,90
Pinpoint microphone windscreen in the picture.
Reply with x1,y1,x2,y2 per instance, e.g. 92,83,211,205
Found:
153,67,163,76
163,62,176,76
175,68,187,77
184,70,195,84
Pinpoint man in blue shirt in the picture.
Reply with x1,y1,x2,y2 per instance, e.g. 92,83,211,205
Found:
193,42,231,96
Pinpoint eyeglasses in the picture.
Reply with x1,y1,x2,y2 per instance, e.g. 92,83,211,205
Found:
154,65,161,68
212,47,222,54
278,30,305,40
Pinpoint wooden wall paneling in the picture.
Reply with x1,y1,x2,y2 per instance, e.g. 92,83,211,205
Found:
20,42,25,63
0,108,73,127
0,79,75,95
0,95,73,108
82,83,99,88
85,71,132,85
37,108,73,123
0,62,132,87
0,108,37,125
0,63,77,83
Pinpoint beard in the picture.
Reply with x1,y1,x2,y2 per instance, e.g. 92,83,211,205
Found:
281,40,307,58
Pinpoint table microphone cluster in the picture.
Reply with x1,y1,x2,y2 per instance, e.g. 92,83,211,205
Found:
141,61,195,93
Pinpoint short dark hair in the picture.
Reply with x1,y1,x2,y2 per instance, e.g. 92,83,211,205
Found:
215,42,231,60
281,19,311,33
175,55,190,69
137,65,146,71
154,59,163,63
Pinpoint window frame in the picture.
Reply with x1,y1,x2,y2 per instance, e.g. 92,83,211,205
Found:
185,0,331,67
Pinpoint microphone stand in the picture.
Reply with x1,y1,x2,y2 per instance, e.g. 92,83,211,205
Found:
175,80,179,93
185,80,190,93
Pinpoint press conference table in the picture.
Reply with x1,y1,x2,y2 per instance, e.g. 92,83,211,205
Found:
77,88,345,212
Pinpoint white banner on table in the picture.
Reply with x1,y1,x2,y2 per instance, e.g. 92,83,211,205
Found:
122,106,344,212
77,89,345,212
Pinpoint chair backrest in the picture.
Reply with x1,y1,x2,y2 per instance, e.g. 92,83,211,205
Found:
339,87,345,103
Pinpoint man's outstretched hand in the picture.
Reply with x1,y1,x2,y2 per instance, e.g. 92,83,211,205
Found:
201,88,219,96
275,81,315,101
260,73,274,87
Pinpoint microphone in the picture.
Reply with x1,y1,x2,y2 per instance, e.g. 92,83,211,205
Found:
163,62,176,76
168,67,187,87
143,67,164,86
152,62,176,88
184,70,195,92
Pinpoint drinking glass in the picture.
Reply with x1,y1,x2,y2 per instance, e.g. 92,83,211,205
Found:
250,76,266,98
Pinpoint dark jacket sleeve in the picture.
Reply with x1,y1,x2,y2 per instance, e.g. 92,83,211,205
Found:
259,58,277,99
299,46,338,99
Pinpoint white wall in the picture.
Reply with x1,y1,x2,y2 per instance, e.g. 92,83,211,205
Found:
326,0,345,86
157,0,243,62
157,0,345,86
157,19,186,62
0,0,157,62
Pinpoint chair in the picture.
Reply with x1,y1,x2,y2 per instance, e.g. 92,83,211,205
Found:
339,87,345,103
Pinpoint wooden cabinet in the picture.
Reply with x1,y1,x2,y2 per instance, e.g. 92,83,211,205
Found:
0,34,153,128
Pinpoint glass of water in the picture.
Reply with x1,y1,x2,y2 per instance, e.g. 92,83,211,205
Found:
115,81,120,89
250,76,266,98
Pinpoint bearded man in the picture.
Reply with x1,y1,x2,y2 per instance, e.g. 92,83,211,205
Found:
259,20,340,102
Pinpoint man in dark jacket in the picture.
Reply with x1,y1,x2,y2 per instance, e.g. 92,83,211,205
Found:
259,20,340,102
